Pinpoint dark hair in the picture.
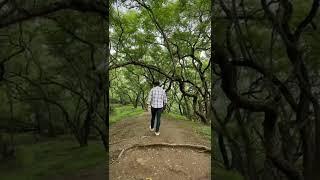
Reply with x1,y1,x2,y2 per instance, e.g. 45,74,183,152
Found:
153,81,160,86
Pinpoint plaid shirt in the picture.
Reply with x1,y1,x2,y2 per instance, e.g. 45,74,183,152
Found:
147,86,167,108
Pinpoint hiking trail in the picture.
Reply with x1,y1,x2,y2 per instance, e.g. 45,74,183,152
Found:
109,112,211,180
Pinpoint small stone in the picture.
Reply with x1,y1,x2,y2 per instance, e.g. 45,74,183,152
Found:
136,158,147,165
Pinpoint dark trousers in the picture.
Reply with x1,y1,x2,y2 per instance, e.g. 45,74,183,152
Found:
150,107,162,132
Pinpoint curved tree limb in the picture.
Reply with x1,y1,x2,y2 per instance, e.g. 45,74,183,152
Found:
294,0,320,38
0,0,107,29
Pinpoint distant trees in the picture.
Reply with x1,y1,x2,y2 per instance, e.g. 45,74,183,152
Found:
110,0,211,123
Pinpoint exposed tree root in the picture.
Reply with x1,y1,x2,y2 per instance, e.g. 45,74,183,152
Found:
116,143,211,161
109,139,128,145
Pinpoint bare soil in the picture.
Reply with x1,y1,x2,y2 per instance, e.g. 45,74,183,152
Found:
109,112,211,180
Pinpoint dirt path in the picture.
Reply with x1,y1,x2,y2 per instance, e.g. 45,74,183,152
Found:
109,112,211,180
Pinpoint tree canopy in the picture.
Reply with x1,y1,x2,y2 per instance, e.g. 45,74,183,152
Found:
110,0,211,123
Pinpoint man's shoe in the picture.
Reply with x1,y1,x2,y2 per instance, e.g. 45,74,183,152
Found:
155,132,160,136
149,126,154,132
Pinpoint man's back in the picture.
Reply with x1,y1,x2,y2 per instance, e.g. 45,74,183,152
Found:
148,86,167,108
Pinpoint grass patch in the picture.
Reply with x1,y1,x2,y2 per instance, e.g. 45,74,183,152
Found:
214,168,245,180
0,135,105,180
164,112,189,121
110,105,144,124
195,125,211,140
164,112,211,140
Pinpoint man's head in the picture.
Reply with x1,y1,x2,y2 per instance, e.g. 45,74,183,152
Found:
153,81,160,87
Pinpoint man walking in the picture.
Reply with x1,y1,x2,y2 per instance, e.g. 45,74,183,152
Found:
147,81,167,136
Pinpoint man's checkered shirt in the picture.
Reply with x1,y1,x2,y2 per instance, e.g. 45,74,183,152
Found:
147,86,167,108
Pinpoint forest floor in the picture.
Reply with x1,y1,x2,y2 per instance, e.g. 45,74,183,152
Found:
0,134,106,180
109,112,211,180
49,165,106,180
0,107,210,180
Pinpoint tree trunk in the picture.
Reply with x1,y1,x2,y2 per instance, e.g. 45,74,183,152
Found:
263,111,303,180
218,133,230,169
